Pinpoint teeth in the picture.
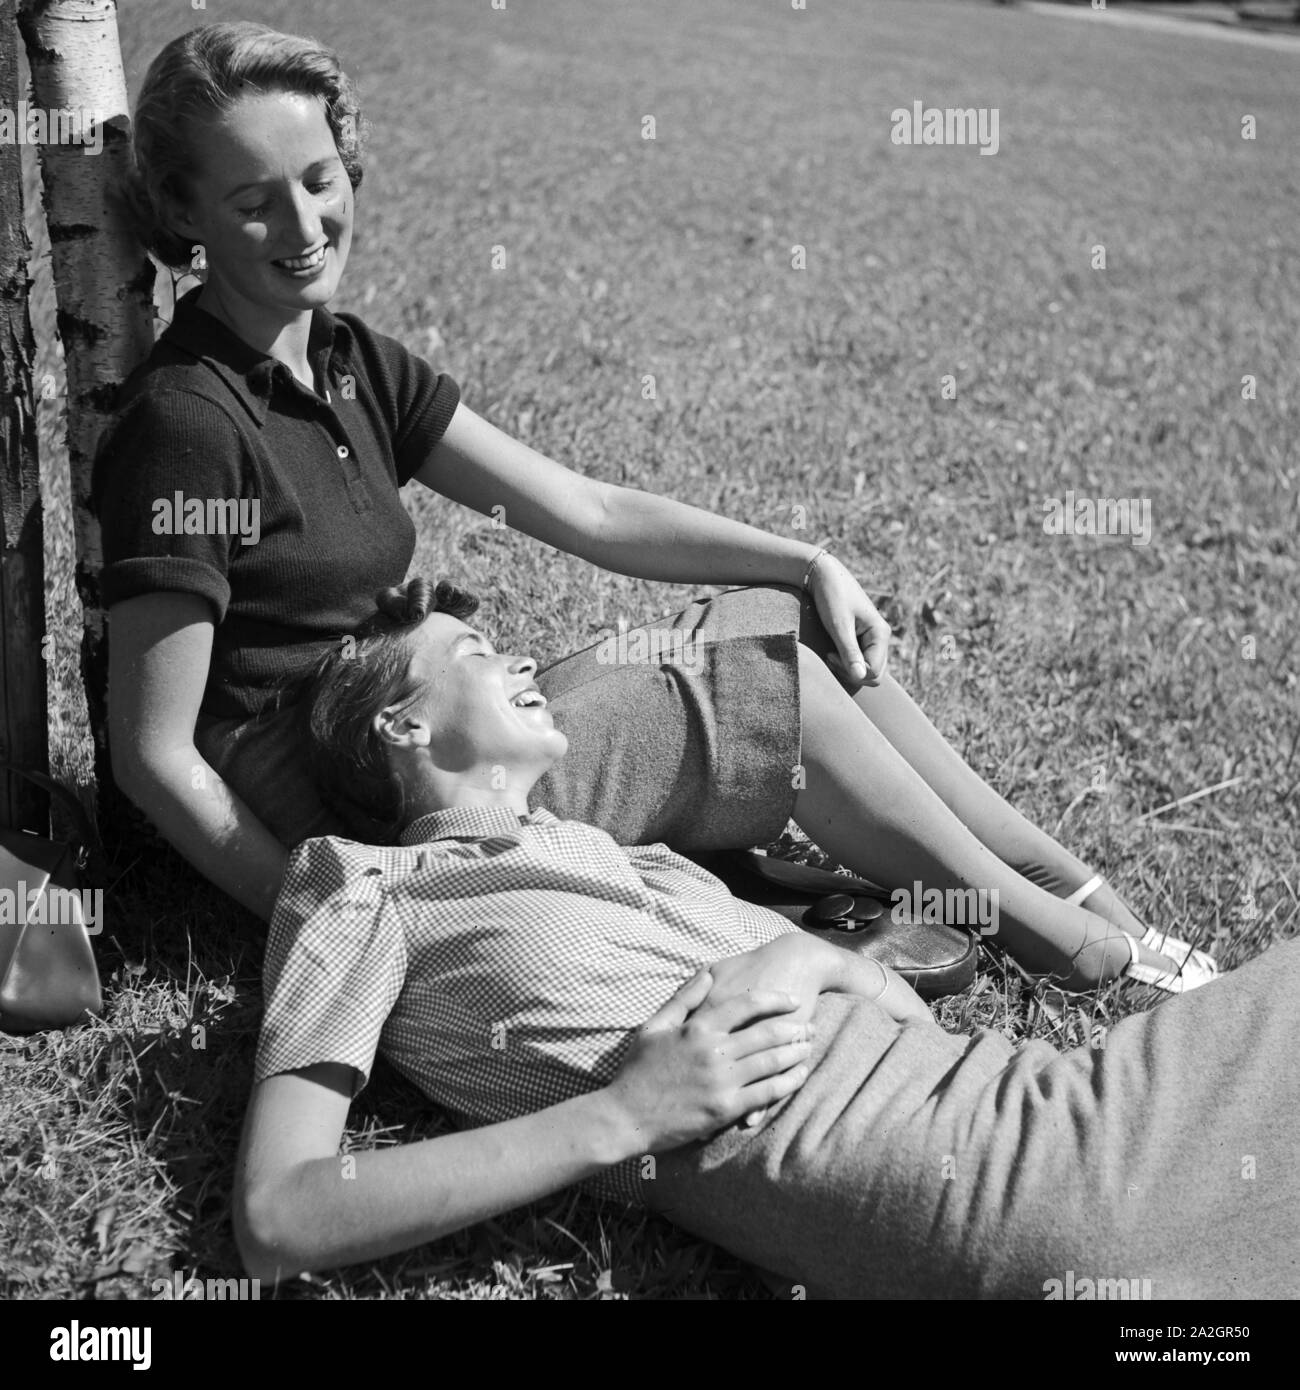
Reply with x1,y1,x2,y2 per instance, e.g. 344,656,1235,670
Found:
275,246,326,270
511,690,546,708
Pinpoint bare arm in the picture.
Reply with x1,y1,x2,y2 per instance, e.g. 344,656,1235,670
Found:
416,403,890,682
234,974,815,1284
416,402,819,587
235,1063,642,1282
107,592,288,920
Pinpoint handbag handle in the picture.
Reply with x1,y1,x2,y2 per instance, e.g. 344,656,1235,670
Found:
0,763,97,859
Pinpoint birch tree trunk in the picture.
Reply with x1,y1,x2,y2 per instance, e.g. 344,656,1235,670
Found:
17,0,154,828
0,0,49,833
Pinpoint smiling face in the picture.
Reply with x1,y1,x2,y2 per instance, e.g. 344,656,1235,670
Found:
386,613,568,808
168,89,352,339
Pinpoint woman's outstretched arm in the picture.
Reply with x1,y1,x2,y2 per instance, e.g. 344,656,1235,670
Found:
415,403,890,683
416,403,816,585
233,974,815,1284
107,592,289,920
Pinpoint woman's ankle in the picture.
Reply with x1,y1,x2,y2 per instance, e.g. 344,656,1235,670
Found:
1053,929,1135,992
1057,871,1150,942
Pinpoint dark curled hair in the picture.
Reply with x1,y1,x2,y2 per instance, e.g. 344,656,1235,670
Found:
303,577,480,844
118,21,366,269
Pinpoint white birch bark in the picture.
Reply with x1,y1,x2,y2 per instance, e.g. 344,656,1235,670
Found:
17,0,154,816
1,0,50,831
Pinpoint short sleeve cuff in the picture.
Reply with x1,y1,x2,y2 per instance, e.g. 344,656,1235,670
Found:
395,372,461,485
253,1032,374,1095
101,555,231,622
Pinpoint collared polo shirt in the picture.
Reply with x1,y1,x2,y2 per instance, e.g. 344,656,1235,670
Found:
91,288,460,718
255,805,800,1204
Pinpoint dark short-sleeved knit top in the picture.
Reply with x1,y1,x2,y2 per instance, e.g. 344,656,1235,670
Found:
91,288,460,718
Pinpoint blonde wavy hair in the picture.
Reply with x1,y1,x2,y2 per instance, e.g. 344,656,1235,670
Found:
118,20,366,268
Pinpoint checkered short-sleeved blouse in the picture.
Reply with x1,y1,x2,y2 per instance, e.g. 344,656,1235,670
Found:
256,805,800,1203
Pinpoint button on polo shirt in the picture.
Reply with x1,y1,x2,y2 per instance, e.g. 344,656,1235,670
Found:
92,288,460,718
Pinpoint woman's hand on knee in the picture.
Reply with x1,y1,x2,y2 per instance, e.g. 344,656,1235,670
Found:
602,969,814,1152
806,554,891,688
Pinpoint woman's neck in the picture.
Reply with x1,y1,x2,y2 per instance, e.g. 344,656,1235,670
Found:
195,281,317,388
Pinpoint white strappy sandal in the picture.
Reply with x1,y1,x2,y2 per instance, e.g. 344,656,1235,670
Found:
1066,873,1220,993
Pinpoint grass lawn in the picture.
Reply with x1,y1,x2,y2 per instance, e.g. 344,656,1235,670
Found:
4,0,1298,1300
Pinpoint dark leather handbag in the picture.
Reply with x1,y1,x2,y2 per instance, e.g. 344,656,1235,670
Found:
0,766,103,1034
703,849,978,1001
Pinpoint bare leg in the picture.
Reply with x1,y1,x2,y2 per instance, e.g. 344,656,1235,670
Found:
792,647,1139,988
791,598,1176,970
840,669,1188,971
847,670,1138,904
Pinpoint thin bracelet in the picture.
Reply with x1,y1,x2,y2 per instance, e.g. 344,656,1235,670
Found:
801,548,829,591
